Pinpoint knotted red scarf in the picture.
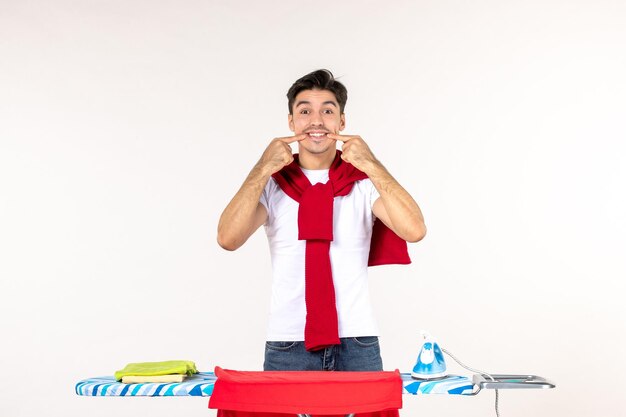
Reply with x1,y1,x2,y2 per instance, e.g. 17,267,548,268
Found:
272,151,410,351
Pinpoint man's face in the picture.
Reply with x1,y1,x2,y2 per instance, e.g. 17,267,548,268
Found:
288,89,345,156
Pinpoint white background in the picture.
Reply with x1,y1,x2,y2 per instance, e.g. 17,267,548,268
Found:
1,1,625,416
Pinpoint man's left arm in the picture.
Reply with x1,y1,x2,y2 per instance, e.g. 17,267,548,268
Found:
328,134,426,243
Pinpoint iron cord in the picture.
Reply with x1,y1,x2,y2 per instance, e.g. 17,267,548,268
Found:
441,347,500,417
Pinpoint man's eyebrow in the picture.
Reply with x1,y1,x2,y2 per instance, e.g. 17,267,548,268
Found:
295,100,338,108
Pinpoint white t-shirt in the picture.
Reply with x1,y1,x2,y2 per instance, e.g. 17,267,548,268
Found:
259,168,381,341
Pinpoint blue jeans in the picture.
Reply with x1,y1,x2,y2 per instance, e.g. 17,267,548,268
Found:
263,337,383,371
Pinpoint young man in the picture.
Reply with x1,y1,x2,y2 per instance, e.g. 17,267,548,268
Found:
217,69,426,371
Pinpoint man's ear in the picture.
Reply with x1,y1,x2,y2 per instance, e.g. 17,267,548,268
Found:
288,114,295,132
339,113,346,131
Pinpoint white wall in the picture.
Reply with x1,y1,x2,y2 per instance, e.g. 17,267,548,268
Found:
1,1,624,416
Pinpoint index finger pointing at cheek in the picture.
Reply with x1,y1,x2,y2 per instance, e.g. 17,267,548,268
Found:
327,133,349,142
279,134,307,144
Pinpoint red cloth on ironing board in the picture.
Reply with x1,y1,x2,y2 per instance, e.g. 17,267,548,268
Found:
208,367,402,417
271,151,410,351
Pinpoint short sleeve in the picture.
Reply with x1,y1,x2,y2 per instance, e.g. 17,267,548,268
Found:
259,182,270,212
369,179,380,211
259,178,277,222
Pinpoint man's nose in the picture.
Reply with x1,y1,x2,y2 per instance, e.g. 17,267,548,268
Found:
310,111,324,126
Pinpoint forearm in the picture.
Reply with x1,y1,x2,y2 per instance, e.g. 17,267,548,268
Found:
365,160,426,242
217,162,271,250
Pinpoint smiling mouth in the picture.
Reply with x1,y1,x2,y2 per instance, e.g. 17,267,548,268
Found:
307,132,328,139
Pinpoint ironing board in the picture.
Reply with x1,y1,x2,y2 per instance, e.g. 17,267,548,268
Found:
75,371,475,397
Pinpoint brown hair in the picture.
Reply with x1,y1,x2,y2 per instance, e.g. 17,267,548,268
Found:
286,69,348,115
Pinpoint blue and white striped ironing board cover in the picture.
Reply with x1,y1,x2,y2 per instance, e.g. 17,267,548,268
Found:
75,372,474,396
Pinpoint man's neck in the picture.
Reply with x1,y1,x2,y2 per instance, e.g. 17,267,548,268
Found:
297,147,337,170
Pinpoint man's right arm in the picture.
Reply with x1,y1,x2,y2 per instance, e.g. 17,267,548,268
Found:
217,134,306,251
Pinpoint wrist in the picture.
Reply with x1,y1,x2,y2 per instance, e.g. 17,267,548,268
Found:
251,160,274,183
362,158,386,178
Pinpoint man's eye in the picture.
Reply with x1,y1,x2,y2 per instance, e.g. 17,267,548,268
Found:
323,109,334,114
300,109,310,114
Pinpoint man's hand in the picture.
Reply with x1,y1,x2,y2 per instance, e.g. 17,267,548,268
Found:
259,134,307,175
327,133,378,173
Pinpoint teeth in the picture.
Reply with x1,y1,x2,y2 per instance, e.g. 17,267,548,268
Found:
309,133,325,137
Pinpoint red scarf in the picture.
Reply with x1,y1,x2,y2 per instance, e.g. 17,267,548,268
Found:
272,151,410,351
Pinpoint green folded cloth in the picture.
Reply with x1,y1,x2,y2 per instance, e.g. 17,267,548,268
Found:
114,360,198,381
